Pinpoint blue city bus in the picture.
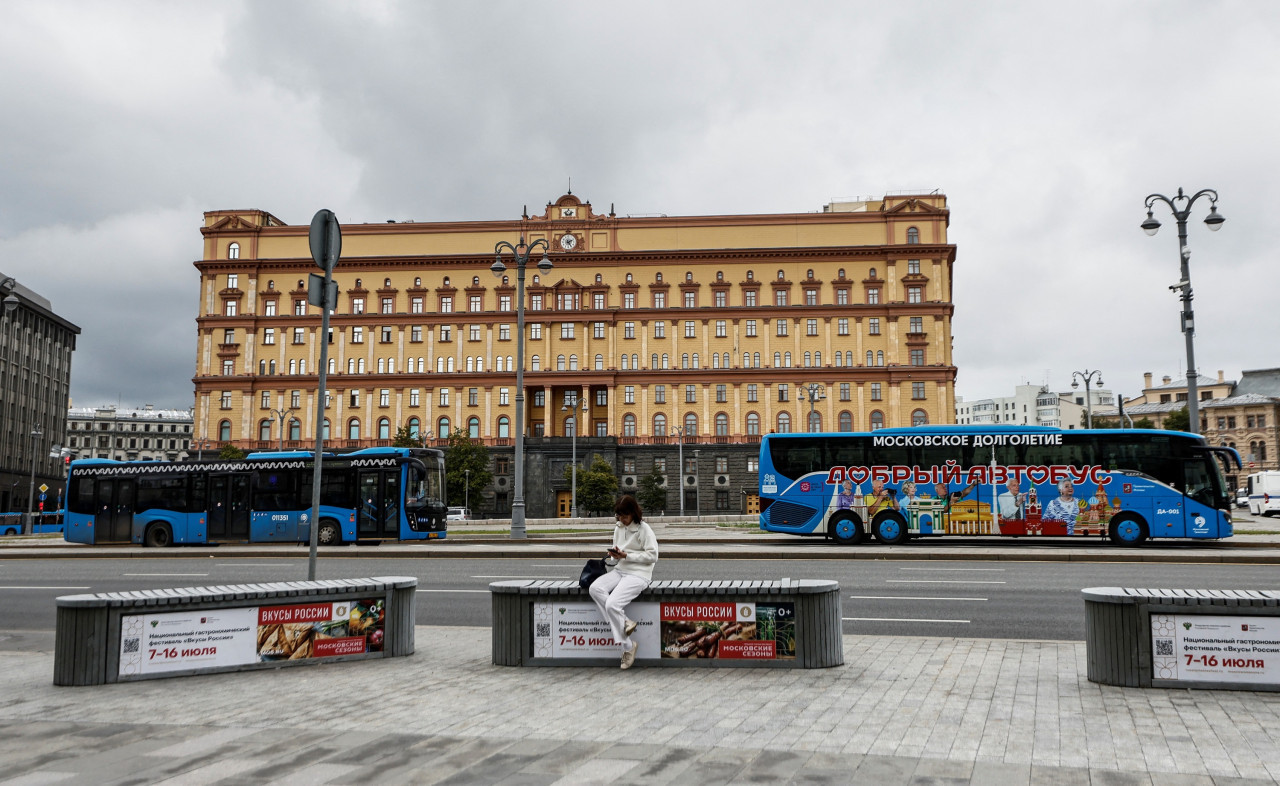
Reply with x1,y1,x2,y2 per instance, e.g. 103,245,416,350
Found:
0,512,64,536
64,447,447,547
759,426,1240,546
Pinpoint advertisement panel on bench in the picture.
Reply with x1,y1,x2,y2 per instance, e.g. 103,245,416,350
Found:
1151,614,1280,685
118,598,386,678
533,602,660,658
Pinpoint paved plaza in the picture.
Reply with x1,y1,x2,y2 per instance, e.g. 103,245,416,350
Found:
2,626,1279,785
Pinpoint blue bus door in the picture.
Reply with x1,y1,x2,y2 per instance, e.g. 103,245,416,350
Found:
95,478,134,543
357,469,400,538
208,474,251,540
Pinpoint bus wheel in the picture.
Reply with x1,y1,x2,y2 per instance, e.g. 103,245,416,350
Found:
1110,515,1147,546
317,520,341,546
873,513,908,545
144,523,172,548
829,515,863,546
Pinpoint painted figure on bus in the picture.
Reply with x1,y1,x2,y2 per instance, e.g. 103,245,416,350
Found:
865,478,897,516
997,477,1027,522
837,479,856,510
1042,479,1079,535
900,481,923,508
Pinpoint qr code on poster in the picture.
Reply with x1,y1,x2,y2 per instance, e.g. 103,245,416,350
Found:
1155,638,1174,656
536,623,551,638
123,637,141,654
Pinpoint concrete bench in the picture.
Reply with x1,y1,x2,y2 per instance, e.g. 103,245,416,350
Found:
1083,587,1280,691
491,578,842,668
55,576,417,686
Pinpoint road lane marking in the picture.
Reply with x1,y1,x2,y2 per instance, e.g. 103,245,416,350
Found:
844,617,970,624
886,580,1005,584
0,586,91,590
849,595,986,602
216,563,293,567
122,573,209,577
897,567,1005,572
471,576,569,580
417,589,489,593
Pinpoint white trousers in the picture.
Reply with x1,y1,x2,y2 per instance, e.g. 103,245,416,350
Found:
588,570,649,645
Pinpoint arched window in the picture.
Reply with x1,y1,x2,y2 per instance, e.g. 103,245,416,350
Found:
684,413,698,435
743,352,751,368
651,353,659,369
595,354,603,370
289,418,301,440
777,269,785,280
557,354,566,371
378,358,386,374
838,268,845,279
378,417,391,439
475,358,482,373
834,353,842,368
721,352,729,368
219,420,231,441
804,352,811,367
466,357,474,373
712,354,720,369
773,352,781,367
682,354,689,369
869,267,877,279
259,360,266,375
468,417,480,438
322,418,330,440
531,355,541,371
912,409,929,427
290,359,298,375
228,242,240,259
497,416,510,438
777,412,791,433
437,417,450,439
753,352,760,368
839,411,853,432
815,351,822,366
661,354,669,369
746,413,760,435
715,413,729,436
436,358,445,373
272,360,279,375
569,354,578,371
621,355,629,370
808,411,822,433
389,359,395,374
653,413,667,437
414,277,421,286
806,268,814,279
692,353,699,369
506,356,513,371
358,358,366,373
259,420,272,440
348,418,360,440
623,414,637,437
870,411,884,430
866,351,873,366
784,352,791,367
407,417,420,439
446,357,454,372
876,351,884,366
907,226,920,244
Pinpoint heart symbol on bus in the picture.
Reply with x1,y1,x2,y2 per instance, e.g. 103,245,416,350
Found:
1026,466,1051,485
847,466,871,485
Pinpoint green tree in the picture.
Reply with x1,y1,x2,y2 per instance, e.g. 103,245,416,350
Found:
1163,406,1191,432
444,428,492,509
391,426,421,448
1133,417,1154,429
636,469,669,516
218,444,247,460
571,454,620,516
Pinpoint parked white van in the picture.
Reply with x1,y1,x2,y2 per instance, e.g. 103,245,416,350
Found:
1246,471,1280,516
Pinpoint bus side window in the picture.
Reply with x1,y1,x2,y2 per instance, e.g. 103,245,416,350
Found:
190,474,207,513
69,477,95,514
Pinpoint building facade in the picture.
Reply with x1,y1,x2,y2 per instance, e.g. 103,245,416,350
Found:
66,405,195,464
955,384,1110,428
0,273,80,513
193,193,957,517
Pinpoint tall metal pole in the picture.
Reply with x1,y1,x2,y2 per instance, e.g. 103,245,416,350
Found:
675,425,684,517
464,468,470,513
1072,370,1102,429
693,449,701,521
307,209,341,580
492,235,551,539
28,424,42,518
273,406,297,451
1143,188,1224,435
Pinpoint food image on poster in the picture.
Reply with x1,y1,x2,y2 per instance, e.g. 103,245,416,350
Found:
659,602,795,659
256,598,385,661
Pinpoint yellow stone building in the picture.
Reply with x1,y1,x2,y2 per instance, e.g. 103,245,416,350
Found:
193,192,957,517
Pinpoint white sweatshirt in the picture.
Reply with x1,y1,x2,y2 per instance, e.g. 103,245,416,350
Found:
610,521,659,581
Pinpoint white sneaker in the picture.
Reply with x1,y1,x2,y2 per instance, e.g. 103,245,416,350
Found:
620,640,637,670
624,619,637,637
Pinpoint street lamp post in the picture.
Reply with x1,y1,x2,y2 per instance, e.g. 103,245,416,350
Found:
673,425,685,517
464,468,470,514
692,449,701,521
271,407,297,451
1071,370,1104,429
797,383,826,432
491,235,552,539
28,424,43,526
1142,188,1225,435
1,276,20,316
561,397,587,518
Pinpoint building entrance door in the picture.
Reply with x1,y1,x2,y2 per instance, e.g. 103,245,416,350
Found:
556,491,571,518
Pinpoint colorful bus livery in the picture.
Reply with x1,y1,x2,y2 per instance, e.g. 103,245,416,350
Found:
759,427,1239,546
65,447,447,547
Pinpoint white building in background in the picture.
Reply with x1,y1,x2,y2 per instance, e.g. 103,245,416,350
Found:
956,384,1112,429
66,405,194,463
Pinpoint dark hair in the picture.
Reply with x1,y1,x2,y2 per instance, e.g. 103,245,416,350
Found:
614,494,643,522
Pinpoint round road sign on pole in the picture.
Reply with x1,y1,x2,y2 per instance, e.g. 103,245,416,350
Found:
309,209,342,274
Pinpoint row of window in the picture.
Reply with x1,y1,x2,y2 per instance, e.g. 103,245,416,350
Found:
227,407,932,444
67,422,191,433
68,436,187,450
1215,415,1268,430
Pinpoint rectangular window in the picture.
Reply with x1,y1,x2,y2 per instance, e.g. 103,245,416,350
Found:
716,384,727,403
227,274,238,289
411,325,422,342
498,387,509,405
908,259,921,275
776,320,788,337
840,383,850,401
745,290,757,307
907,287,922,304
715,320,726,337
806,319,818,336
499,294,511,312
909,317,923,333
220,392,232,409
746,320,757,337
910,349,925,366
293,328,305,344
222,359,235,375
686,385,697,403
715,456,728,473
498,324,510,341
382,297,394,314
469,388,478,406
867,288,879,305
836,289,848,305
529,324,541,340
623,458,636,474
868,318,880,335
837,318,849,336
411,297,423,314
294,300,306,316
223,300,237,316
623,292,635,309
265,300,277,316
533,390,544,407
439,325,452,341
561,323,575,339
624,322,635,339
684,321,696,338
654,457,666,473
260,391,270,409
654,292,666,308
593,293,605,310
715,291,726,307
291,390,301,408
912,382,926,400
263,327,275,345
747,384,757,402
438,389,449,406
805,289,818,306
530,294,543,311
440,296,452,313
871,383,882,401
654,385,666,404
469,325,481,341
381,326,393,343
624,386,635,404
223,328,235,344
350,326,364,344
380,389,390,407
778,384,789,402
410,389,420,407
654,321,666,339
350,390,360,407
469,295,481,312
775,290,788,307
593,322,605,339
683,291,695,308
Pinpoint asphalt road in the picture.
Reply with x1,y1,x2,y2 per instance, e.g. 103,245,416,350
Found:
4,556,1280,652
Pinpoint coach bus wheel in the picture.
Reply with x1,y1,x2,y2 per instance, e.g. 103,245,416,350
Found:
873,513,908,546
144,523,172,548
1109,515,1147,546
829,515,863,546
317,520,341,546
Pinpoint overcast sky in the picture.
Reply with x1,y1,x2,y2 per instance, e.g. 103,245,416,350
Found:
2,1,1276,412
